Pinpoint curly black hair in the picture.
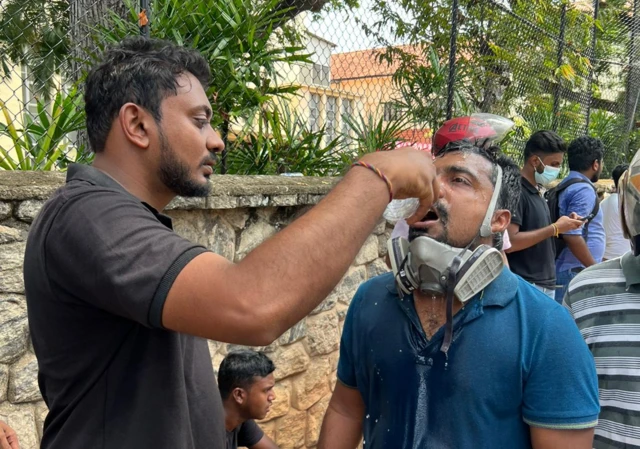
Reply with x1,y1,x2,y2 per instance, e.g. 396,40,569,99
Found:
567,136,604,172
85,36,211,153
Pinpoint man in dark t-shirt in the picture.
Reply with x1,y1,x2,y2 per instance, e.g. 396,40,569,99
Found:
506,130,583,299
22,39,438,449
219,351,278,449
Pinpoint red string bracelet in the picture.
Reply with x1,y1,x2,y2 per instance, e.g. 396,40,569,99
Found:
351,161,393,203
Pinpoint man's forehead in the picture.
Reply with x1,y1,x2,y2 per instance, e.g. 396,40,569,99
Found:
434,151,494,182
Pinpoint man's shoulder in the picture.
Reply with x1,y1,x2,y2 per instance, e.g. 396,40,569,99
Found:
567,259,624,296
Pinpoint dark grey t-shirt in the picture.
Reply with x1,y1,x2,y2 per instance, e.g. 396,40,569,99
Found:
23,164,225,449
507,176,556,289
226,420,264,449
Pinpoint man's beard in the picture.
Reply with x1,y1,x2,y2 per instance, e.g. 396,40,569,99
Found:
157,129,213,198
408,201,451,244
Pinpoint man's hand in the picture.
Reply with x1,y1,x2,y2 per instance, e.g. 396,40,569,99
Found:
359,148,439,224
0,420,19,449
555,215,584,234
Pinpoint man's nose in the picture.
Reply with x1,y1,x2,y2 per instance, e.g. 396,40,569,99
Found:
207,128,225,153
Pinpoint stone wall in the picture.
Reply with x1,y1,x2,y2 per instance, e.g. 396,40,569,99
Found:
0,172,391,449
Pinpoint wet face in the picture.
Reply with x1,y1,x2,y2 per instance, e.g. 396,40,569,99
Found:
155,72,224,197
242,373,276,420
408,151,497,248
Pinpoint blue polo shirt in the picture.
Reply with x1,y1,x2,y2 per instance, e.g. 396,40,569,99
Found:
338,269,599,449
556,171,605,272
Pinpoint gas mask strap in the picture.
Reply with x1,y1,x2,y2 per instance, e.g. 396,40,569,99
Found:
440,255,462,356
479,165,503,238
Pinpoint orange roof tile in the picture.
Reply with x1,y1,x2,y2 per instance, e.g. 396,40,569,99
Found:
331,45,425,80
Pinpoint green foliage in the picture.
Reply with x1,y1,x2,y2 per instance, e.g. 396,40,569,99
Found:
96,0,311,129
225,103,343,175
0,0,69,99
0,87,89,170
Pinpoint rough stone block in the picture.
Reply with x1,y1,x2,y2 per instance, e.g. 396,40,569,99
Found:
271,195,298,206
272,343,310,381
0,402,38,449
367,259,390,280
220,209,250,230
260,381,290,422
0,202,11,221
237,195,269,208
15,200,45,223
207,196,238,209
305,312,340,357
336,304,348,323
291,357,330,411
277,321,307,346
0,270,24,294
0,296,28,364
377,234,389,257
0,363,8,401
306,194,325,205
355,235,379,266
275,409,306,449
35,402,48,442
236,220,277,261
0,242,25,271
306,395,331,447
165,196,206,210
170,211,236,261
373,219,387,235
0,225,23,244
9,353,41,403
325,266,367,306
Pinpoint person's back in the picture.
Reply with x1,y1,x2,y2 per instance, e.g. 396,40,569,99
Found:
564,152,640,449
601,164,630,260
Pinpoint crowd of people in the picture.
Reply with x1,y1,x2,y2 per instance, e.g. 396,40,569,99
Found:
0,36,639,449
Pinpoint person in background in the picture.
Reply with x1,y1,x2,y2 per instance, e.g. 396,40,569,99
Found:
0,421,19,449
506,130,583,299
218,350,279,449
601,163,630,260
564,150,640,449
554,136,606,303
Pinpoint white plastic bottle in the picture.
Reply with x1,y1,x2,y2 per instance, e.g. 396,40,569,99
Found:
383,198,420,222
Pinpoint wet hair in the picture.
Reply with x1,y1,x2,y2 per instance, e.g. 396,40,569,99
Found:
612,164,629,189
567,136,604,172
218,350,275,400
85,36,211,152
523,130,567,161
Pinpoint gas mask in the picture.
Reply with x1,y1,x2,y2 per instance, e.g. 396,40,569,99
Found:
387,165,505,355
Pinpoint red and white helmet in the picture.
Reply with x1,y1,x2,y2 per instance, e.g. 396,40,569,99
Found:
433,113,514,155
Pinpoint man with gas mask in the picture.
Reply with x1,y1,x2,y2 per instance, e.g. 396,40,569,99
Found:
506,130,583,299
564,151,640,449
318,141,599,449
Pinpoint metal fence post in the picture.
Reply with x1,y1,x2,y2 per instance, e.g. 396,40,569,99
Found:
552,4,567,132
446,0,460,121
140,0,150,38
623,0,640,158
584,0,600,135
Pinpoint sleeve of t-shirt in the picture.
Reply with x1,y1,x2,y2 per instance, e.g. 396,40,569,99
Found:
45,189,208,329
560,184,597,236
510,189,526,227
522,307,600,429
337,285,364,389
237,420,265,447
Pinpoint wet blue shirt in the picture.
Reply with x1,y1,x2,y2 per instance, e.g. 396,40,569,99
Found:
337,269,599,449
556,171,605,272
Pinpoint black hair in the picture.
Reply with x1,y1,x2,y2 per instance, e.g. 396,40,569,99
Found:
218,350,276,400
567,136,604,172
523,130,567,161
85,36,211,152
612,164,629,189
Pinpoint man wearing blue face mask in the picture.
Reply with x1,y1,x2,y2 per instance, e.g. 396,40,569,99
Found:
506,131,583,298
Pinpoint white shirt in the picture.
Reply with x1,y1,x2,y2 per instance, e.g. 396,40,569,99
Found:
601,193,631,259
390,219,511,251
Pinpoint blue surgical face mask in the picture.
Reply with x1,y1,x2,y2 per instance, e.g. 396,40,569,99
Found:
534,157,561,186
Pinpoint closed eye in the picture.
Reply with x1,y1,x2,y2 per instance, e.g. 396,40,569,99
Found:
195,118,209,129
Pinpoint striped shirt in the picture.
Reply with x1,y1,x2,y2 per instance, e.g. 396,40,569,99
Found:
564,253,640,449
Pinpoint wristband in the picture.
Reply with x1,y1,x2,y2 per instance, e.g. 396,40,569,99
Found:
351,161,393,203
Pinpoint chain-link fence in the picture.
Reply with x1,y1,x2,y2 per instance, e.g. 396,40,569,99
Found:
0,0,638,175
